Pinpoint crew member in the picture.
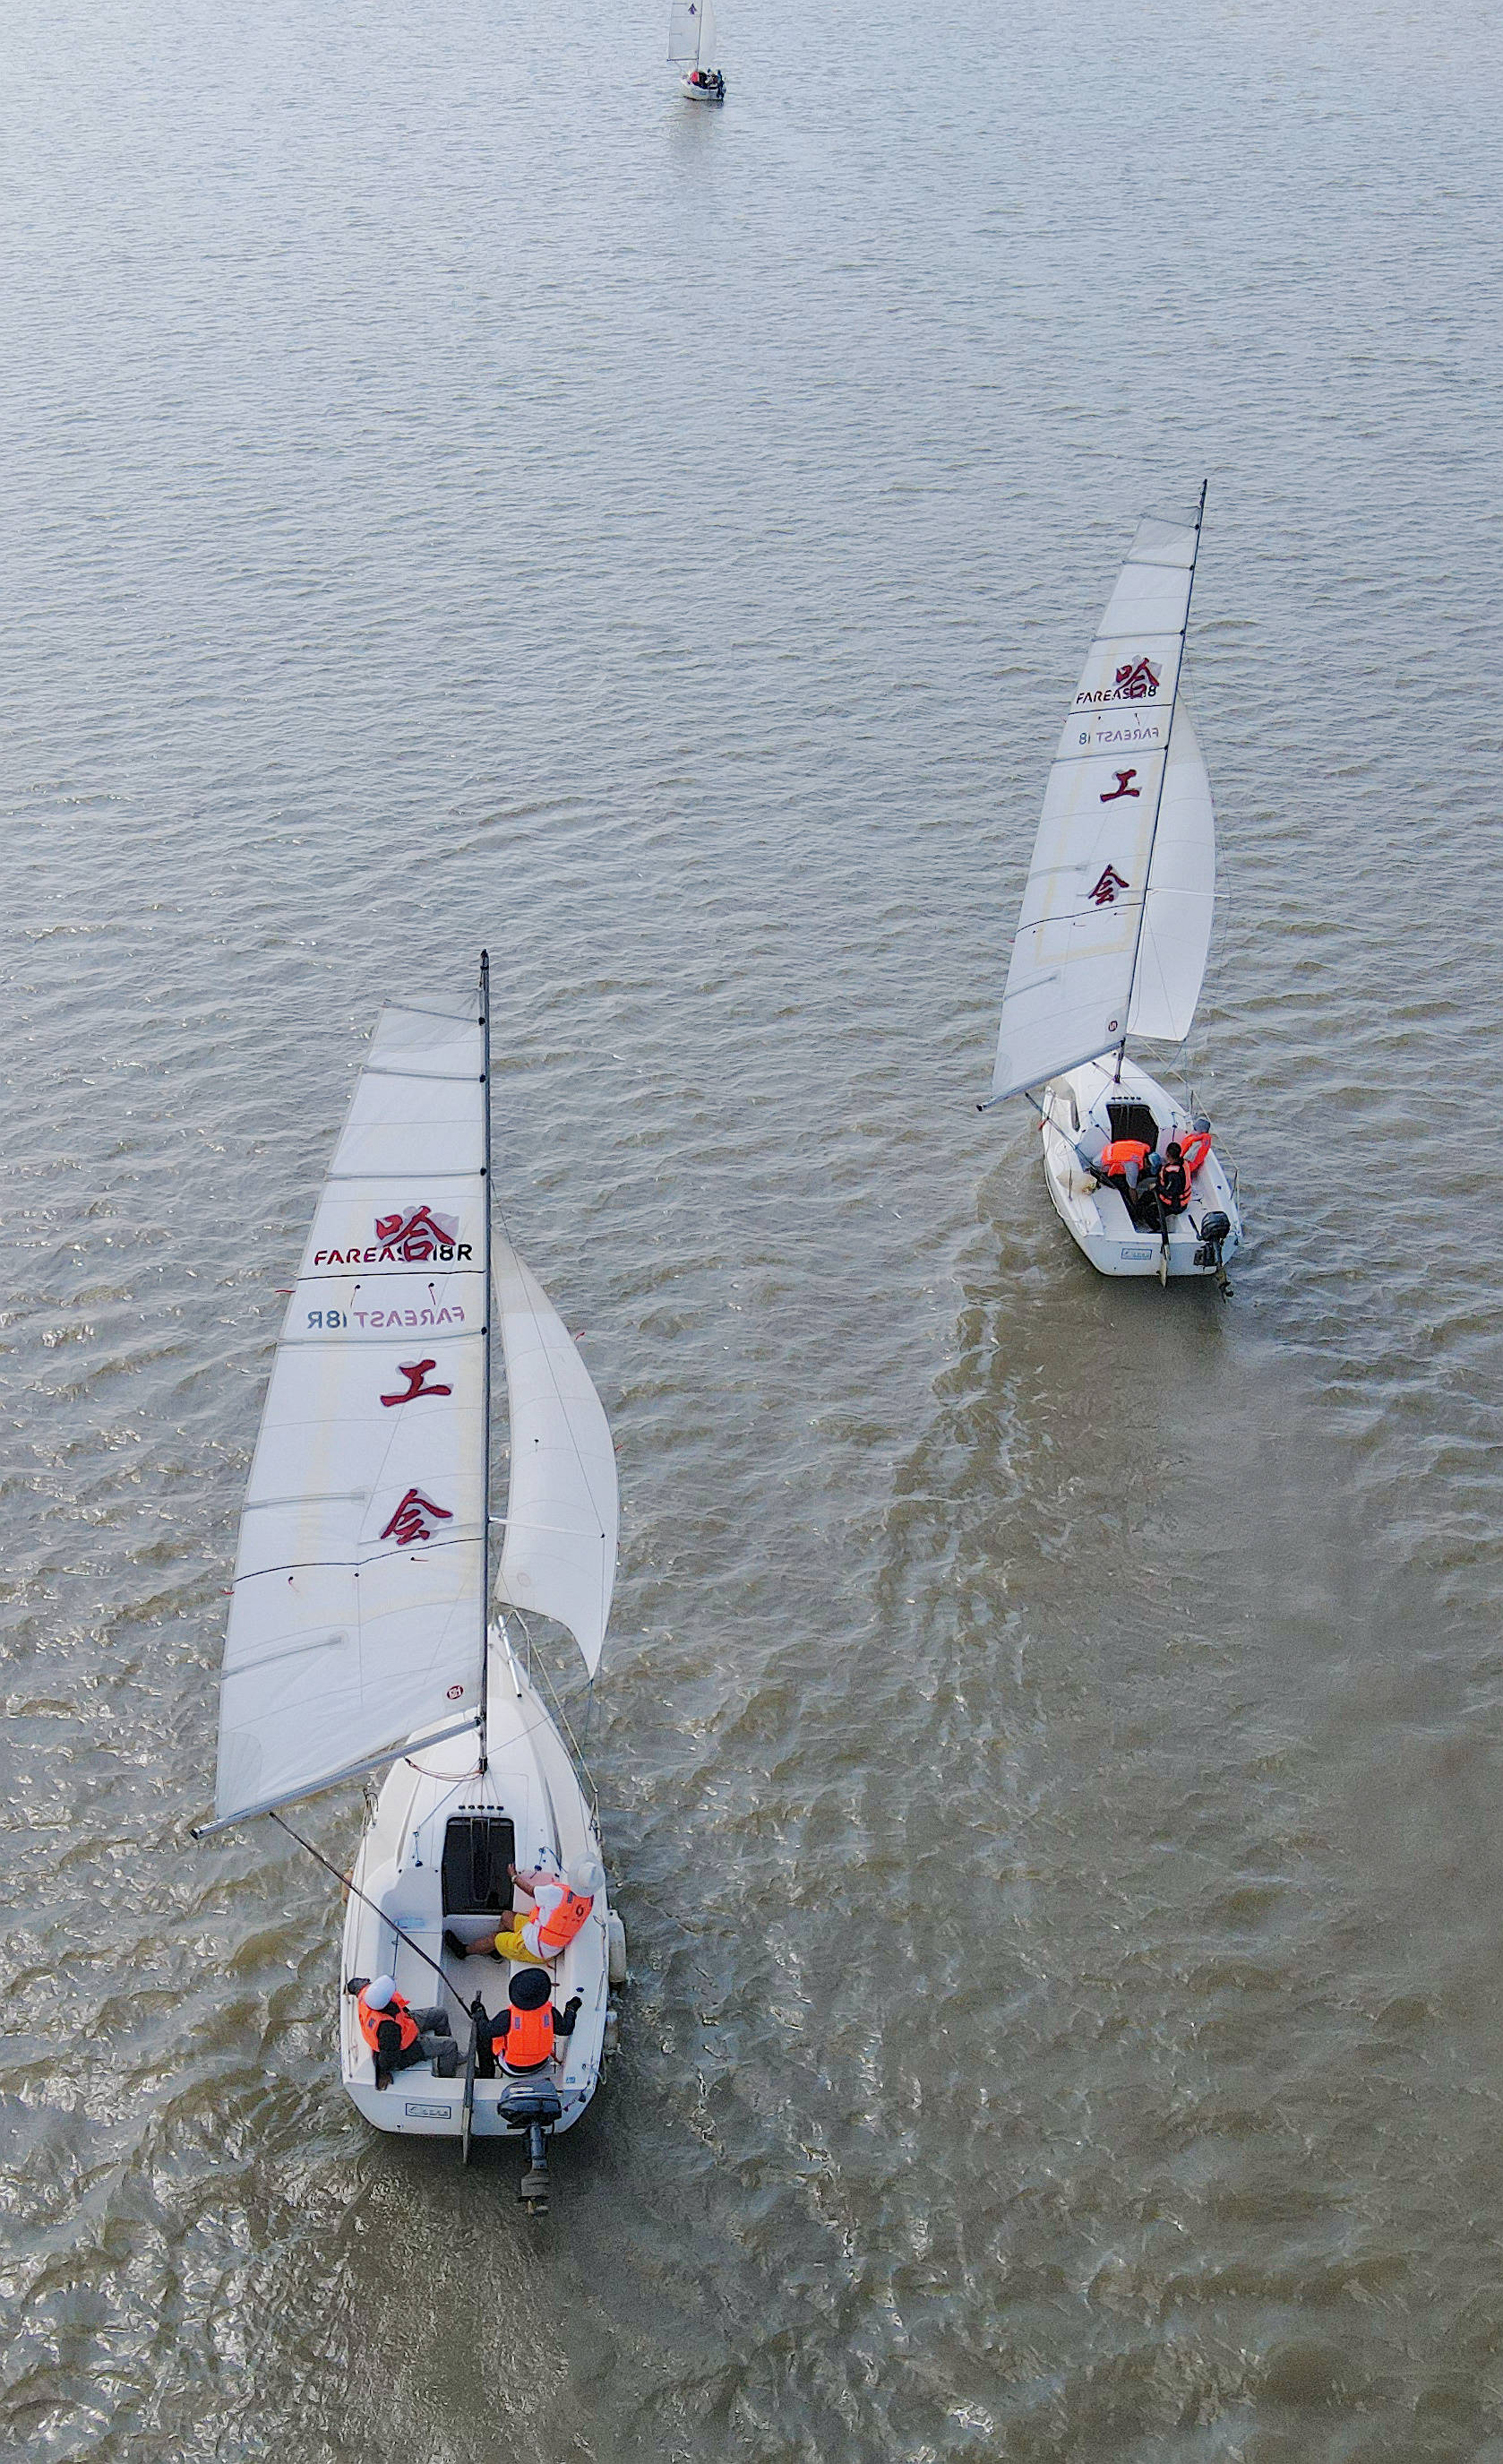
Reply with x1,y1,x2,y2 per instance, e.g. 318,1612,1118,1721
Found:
444,1856,605,1968
1095,1136,1150,1193
485,1968,584,2077
1156,1141,1190,1216
1180,1116,1213,1176
347,1975,458,2084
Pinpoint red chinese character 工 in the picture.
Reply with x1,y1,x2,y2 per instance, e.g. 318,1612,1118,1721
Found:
380,1358,454,1409
1099,769,1139,803
380,1488,454,1546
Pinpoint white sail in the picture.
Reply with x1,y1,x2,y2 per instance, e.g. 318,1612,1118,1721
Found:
695,0,717,65
494,1244,618,1678
667,0,701,60
989,504,1208,1104
210,1001,488,1827
1125,700,1215,1044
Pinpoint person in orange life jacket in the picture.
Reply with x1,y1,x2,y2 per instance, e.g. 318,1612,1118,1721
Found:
444,1855,604,1969
345,1974,458,2084
1155,1141,1190,1216
1092,1136,1151,1193
483,1967,582,2077
1179,1116,1214,1177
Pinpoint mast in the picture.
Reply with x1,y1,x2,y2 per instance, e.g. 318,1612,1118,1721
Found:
478,949,493,1774
1121,478,1207,1040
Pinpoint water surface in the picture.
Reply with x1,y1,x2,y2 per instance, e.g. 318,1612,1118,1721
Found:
4,0,1503,2454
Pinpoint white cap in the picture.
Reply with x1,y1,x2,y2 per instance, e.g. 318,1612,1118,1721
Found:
365,1975,398,2009
567,1857,605,1899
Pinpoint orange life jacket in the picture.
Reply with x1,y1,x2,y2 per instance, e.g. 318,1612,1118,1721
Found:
1180,1127,1213,1176
498,2001,555,2072
1157,1157,1190,1212
533,1885,593,1955
357,1991,419,2058
1098,1138,1150,1177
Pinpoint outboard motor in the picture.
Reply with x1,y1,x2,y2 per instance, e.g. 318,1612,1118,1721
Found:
1193,1208,1232,1296
500,2084,563,2213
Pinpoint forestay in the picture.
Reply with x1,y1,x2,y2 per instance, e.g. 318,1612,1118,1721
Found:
989,501,1212,1104
494,1243,618,1677
210,1001,488,1827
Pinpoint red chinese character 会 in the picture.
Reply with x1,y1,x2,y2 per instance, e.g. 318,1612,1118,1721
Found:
380,1488,454,1546
1089,865,1129,908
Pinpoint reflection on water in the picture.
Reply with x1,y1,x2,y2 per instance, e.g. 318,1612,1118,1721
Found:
3,0,1503,2451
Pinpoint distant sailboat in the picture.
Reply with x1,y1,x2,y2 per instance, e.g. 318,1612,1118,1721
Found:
669,0,725,99
982,487,1242,1288
196,961,629,2210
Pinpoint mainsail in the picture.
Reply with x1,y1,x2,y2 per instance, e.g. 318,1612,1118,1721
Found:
988,495,1214,1104
667,0,704,60
494,1245,618,1677
210,998,489,1828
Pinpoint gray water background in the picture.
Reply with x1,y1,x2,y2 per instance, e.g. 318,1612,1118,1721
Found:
4,0,1503,2453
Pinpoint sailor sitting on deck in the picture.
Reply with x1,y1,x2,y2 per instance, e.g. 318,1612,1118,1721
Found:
479,1969,584,2079
1155,1142,1190,1216
444,1856,604,1969
347,1975,459,2086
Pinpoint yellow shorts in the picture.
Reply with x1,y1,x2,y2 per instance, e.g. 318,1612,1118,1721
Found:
489,1921,547,1968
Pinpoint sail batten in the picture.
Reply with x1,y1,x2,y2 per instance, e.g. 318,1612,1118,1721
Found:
988,496,1212,1104
210,1001,489,1827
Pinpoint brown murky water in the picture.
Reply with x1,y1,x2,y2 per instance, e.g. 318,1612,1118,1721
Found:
4,0,1503,2454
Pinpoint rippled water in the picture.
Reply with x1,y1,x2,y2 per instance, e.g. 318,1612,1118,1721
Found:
4,0,1503,2453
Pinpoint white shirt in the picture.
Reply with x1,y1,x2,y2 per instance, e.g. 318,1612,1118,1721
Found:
520,1876,570,1957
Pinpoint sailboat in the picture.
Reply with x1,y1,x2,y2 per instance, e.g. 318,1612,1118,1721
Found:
982,487,1242,1288
669,0,725,99
195,959,628,2210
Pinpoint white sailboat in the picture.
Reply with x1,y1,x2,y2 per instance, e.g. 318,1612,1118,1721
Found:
196,959,628,2210
669,0,725,99
982,487,1242,1288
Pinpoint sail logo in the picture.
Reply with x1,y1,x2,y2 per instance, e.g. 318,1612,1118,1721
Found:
375,1205,459,1258
1089,866,1129,908
1076,657,1161,708
381,1487,453,1546
381,1359,453,1408
1099,770,1139,803
313,1205,473,1270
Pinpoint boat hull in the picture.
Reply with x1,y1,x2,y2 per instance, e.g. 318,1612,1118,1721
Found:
339,1634,618,2142
1038,1055,1242,1281
681,71,725,99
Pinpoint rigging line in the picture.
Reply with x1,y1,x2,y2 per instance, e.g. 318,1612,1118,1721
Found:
478,948,494,1775
268,1810,466,2013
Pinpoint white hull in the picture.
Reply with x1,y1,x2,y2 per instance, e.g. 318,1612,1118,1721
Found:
681,70,724,99
339,1629,620,2142
1039,1055,1241,1281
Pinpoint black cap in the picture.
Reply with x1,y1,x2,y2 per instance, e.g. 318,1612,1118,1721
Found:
510,1967,551,2010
